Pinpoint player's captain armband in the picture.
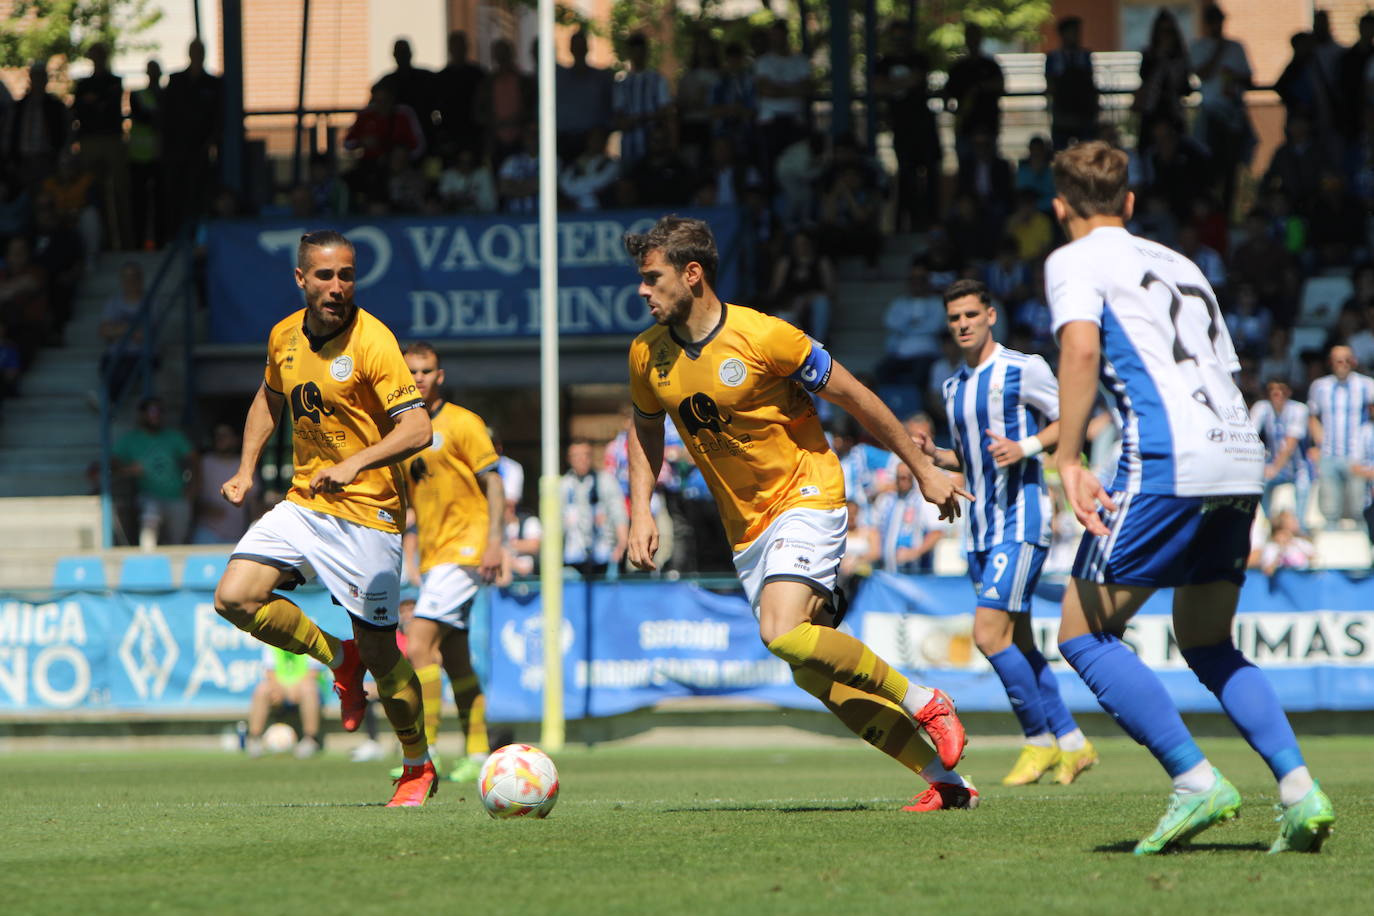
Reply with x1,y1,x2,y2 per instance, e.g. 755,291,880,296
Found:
789,340,833,392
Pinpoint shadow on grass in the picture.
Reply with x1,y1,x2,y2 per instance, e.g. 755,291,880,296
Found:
662,804,875,814
1094,840,1270,854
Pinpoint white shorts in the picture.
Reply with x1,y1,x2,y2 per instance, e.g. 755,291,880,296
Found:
733,507,847,616
414,563,482,630
231,500,403,628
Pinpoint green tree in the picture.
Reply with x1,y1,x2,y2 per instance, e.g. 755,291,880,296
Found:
0,0,161,69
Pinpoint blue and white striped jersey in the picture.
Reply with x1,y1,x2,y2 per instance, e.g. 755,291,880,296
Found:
1306,373,1374,458
942,344,1058,550
872,486,949,573
1249,398,1312,484
1046,226,1263,496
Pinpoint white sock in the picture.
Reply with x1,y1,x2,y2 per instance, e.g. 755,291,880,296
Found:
1278,766,1314,807
1056,728,1086,752
899,684,937,718
402,752,430,767
1171,760,1216,794
1026,732,1055,748
920,759,968,788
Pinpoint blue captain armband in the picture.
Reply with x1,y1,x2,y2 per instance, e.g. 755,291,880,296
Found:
789,339,833,392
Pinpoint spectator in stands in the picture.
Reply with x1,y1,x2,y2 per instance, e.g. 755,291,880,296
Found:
477,38,534,171
613,32,673,171
923,227,964,289
1140,118,1212,222
1307,172,1364,268
1045,16,1098,150
435,30,487,159
1264,115,1337,210
1013,262,1054,353
1232,208,1296,320
493,430,524,509
773,129,825,229
955,132,1013,238
817,159,883,267
1226,281,1271,357
1255,510,1316,574
692,135,761,208
437,147,498,214
838,499,880,590
1336,13,1374,152
1014,135,1056,213
754,21,813,187
0,235,49,366
1310,10,1344,92
677,31,722,168
945,193,996,262
385,146,428,213
873,462,946,575
1177,224,1227,298
192,422,255,544
7,61,67,188
98,260,146,402
374,38,438,150
502,499,542,579
1253,378,1313,529
1190,4,1254,216
497,123,541,214
344,83,425,202
1259,326,1301,393
560,439,627,578
554,29,612,162
162,39,222,238
624,124,693,208
1133,10,1190,152
1005,189,1053,262
944,23,1004,163
982,237,1030,309
1308,345,1374,529
245,647,323,759
926,337,961,419
43,154,102,268
306,153,348,217
709,41,758,163
113,396,195,549
877,260,944,391
1275,30,1337,141
559,127,619,211
767,230,834,343
1323,305,1365,357
128,60,163,249
29,192,83,333
873,19,940,231
73,42,131,251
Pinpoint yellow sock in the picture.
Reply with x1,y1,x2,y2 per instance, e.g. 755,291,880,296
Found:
768,621,910,707
451,674,489,757
791,666,936,776
376,655,428,761
247,597,340,667
416,664,443,746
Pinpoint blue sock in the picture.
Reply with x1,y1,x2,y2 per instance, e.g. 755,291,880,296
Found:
1181,641,1305,781
1024,646,1079,739
1060,632,1204,777
986,645,1049,738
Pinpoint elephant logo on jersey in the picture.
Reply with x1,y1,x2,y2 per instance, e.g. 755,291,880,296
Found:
410,455,430,484
678,393,730,437
290,381,336,425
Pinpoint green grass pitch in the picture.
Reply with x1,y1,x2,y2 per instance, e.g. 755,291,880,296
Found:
0,736,1369,915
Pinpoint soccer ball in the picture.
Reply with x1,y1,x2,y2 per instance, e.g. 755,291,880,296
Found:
262,722,297,754
478,744,560,819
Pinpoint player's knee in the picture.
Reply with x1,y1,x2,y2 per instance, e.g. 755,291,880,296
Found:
213,585,260,630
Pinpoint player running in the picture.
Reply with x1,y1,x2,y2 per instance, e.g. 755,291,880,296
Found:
1047,142,1334,853
213,230,438,807
624,215,979,812
917,278,1096,787
395,341,502,784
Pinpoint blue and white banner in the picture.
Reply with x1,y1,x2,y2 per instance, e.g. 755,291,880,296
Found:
206,208,744,344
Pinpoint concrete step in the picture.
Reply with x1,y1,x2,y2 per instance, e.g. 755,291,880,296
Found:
0,416,104,449
0,470,95,498
0,496,102,553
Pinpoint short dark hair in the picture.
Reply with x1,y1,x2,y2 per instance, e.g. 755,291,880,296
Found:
943,278,990,307
624,215,719,287
403,340,439,364
297,229,354,270
1052,141,1130,218
1058,16,1082,33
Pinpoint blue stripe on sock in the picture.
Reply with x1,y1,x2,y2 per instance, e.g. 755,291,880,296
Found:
1023,646,1079,738
1181,642,1306,781
986,645,1050,738
1060,632,1204,777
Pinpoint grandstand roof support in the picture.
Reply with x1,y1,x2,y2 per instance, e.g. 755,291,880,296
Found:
828,0,851,138
220,0,245,194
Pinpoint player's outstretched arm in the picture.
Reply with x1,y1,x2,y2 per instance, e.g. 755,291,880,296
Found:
309,405,432,495
626,413,665,571
222,383,284,506
1055,321,1115,535
819,359,972,520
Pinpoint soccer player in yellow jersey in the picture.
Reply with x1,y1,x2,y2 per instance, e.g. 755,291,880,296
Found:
625,215,981,811
395,341,503,784
213,230,439,807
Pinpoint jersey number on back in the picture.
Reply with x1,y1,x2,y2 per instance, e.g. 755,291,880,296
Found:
1140,271,1225,418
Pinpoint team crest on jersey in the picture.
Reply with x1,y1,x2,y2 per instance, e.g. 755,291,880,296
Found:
718,358,747,387
330,355,354,381
652,343,673,382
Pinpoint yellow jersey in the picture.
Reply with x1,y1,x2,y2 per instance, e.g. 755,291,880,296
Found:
628,303,845,550
263,306,421,533
402,402,500,572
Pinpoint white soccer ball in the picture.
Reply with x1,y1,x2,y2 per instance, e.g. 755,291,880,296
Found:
478,744,560,819
262,722,297,754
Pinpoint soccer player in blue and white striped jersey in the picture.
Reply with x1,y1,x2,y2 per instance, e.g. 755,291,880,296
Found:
1306,345,1374,528
917,279,1095,787
1250,378,1313,527
1048,141,1333,854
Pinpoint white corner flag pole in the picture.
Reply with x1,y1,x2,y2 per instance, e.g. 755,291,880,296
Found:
536,0,565,753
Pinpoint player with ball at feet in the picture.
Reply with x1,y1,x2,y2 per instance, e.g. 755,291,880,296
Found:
624,215,978,812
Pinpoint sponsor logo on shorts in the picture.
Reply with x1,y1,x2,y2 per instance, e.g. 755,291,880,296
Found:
372,606,390,621
330,355,354,381
347,583,360,598
718,358,746,387
794,556,812,570
799,485,820,497
983,585,1001,600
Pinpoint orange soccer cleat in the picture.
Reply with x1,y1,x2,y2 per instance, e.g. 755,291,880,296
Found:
914,689,967,769
903,780,980,813
386,760,439,808
331,639,366,732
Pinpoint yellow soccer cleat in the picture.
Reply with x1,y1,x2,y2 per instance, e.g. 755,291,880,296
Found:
1055,740,1099,785
1001,744,1062,786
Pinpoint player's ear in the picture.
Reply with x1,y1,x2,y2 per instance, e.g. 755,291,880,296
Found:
1051,196,1069,225
1122,190,1136,222
294,267,306,290
435,367,445,387
684,259,704,289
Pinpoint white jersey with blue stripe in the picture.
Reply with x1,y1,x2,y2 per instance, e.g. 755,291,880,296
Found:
1307,372,1374,458
1249,398,1312,483
942,344,1058,550
1046,226,1263,496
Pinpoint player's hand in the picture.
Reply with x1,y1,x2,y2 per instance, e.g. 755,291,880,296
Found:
1059,462,1116,537
985,429,1025,468
911,430,937,458
1307,446,1321,466
220,471,254,507
309,460,359,496
914,465,973,522
1263,463,1278,481
627,512,659,571
478,542,504,584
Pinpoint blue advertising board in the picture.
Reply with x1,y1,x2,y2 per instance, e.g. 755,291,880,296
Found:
206,208,744,344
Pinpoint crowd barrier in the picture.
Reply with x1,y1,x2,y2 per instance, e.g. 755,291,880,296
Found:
2,570,1372,717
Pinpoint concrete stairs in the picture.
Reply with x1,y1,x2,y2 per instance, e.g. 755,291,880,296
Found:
828,232,924,378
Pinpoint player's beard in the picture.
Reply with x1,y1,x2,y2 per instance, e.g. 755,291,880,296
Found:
658,287,693,326
308,295,355,333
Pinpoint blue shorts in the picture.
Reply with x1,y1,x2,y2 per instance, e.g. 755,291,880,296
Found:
1073,492,1257,588
967,542,1047,613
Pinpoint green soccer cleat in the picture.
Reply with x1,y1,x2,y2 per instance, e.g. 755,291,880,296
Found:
1268,783,1335,854
448,755,485,783
1133,769,1242,855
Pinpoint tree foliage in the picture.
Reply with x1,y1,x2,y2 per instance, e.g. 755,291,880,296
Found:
0,0,162,70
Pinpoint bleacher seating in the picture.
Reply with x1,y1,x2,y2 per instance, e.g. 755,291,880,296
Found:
118,554,175,590
52,556,107,589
